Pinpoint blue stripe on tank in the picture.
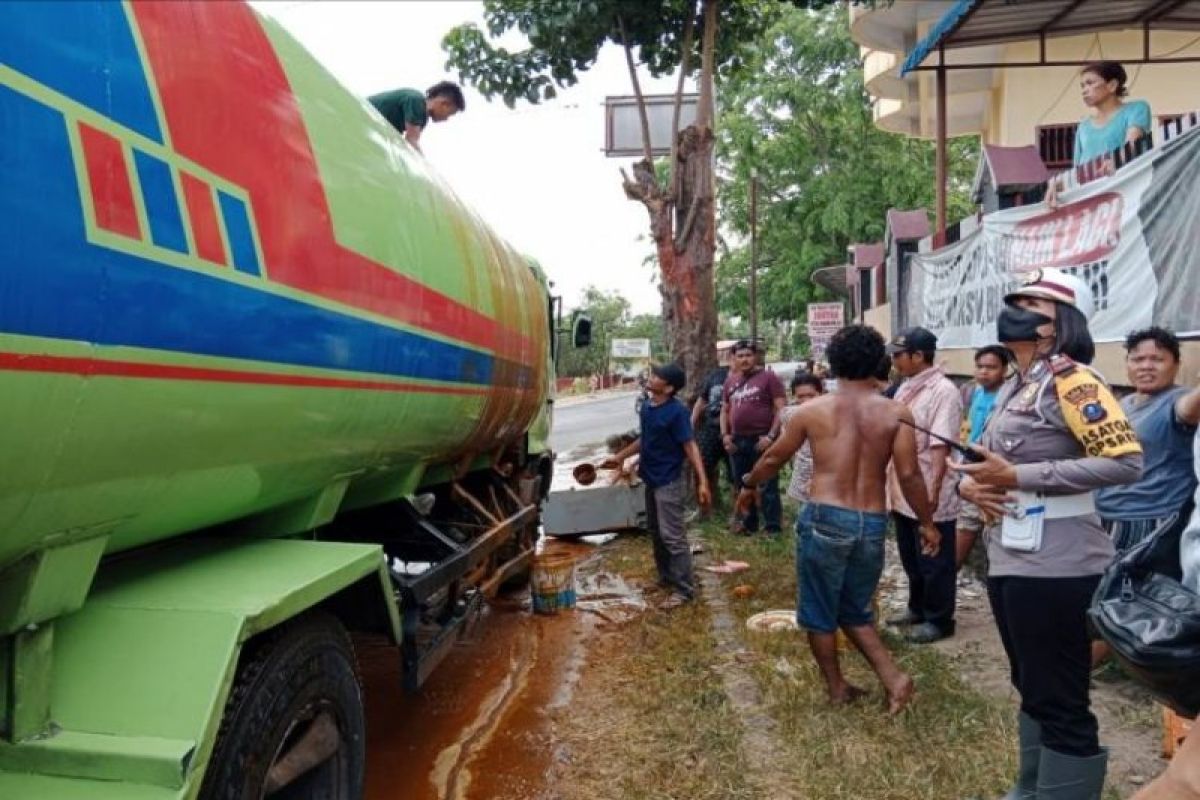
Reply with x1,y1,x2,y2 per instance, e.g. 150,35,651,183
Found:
0,1,164,142
0,83,499,387
133,150,189,254
216,190,261,277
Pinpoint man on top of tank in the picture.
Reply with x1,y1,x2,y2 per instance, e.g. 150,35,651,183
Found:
369,81,465,153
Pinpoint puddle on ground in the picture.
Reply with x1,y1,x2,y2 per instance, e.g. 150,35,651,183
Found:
362,532,649,800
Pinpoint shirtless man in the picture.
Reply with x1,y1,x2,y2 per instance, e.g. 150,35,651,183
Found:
737,325,940,714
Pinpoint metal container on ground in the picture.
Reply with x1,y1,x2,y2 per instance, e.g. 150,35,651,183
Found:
531,552,577,614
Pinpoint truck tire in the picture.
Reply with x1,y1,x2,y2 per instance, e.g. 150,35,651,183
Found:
198,612,365,800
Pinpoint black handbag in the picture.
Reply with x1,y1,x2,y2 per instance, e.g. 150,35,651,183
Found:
1088,500,1200,718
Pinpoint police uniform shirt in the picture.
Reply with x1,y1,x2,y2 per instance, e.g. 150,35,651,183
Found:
982,356,1143,578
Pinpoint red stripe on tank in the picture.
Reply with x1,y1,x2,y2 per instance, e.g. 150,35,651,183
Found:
0,352,493,395
130,2,533,360
180,172,227,265
79,123,142,240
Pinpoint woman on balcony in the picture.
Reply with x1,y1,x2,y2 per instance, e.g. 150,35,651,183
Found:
1047,61,1151,207
1073,60,1151,166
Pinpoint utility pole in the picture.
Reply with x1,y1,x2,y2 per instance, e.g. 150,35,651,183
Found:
749,168,759,344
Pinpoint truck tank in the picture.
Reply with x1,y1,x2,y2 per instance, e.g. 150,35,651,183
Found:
0,0,553,570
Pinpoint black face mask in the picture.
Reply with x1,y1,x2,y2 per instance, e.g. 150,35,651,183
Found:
997,304,1053,343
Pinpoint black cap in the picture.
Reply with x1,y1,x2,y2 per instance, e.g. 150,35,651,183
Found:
886,326,938,355
651,362,686,392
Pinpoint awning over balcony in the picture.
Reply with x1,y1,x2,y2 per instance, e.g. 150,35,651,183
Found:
811,265,849,296
902,0,1200,75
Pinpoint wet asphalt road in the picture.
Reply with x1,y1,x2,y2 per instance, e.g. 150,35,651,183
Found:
548,391,640,453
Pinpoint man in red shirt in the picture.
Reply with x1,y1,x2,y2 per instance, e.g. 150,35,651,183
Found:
720,340,786,534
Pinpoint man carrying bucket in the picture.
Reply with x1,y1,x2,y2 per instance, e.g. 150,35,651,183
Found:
603,363,711,609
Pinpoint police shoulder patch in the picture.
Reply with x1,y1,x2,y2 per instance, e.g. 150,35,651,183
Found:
1053,368,1142,458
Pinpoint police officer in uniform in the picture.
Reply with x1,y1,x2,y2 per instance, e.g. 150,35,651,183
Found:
955,268,1142,800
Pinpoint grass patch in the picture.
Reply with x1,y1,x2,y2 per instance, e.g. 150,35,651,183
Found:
556,533,757,800
548,500,1157,799
700,518,1021,799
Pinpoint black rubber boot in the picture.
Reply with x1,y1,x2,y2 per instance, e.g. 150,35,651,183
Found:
1034,747,1108,800
1000,712,1041,800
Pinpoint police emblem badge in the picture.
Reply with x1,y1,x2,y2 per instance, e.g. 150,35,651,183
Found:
1062,382,1107,423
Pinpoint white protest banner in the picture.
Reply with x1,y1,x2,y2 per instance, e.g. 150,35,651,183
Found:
907,124,1200,346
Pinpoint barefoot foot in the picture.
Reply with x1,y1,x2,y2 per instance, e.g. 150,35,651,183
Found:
829,684,869,705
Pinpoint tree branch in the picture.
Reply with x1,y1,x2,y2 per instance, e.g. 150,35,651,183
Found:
669,1,697,203
617,15,654,166
696,0,718,130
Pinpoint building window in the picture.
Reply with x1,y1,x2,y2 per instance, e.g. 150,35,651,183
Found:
1037,123,1075,171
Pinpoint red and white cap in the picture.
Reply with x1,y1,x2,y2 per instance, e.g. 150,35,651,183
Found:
1004,268,1095,319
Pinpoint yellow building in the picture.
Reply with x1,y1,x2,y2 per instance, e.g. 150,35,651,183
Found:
849,0,1200,384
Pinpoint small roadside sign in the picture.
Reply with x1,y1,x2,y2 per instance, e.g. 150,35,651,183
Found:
611,338,651,358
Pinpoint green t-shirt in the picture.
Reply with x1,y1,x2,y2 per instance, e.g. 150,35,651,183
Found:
368,88,427,133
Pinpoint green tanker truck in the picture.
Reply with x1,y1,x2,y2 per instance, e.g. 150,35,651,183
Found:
0,2,576,796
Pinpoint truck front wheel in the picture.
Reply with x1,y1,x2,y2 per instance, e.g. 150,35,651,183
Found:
199,612,365,800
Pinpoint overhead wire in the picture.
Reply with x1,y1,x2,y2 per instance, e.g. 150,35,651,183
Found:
1035,34,1099,125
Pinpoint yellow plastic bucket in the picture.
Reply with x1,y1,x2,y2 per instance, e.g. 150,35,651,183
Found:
531,552,576,615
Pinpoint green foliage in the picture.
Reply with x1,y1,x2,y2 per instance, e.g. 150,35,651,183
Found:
443,0,784,109
716,6,979,325
557,286,666,377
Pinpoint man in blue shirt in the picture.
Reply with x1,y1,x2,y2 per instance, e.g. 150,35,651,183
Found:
1097,327,1200,552
605,363,711,608
955,345,1010,569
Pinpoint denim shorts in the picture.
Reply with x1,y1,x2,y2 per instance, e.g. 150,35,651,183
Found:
796,502,888,634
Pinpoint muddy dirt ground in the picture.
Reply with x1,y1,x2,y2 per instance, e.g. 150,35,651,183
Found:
360,535,638,800
358,530,1168,800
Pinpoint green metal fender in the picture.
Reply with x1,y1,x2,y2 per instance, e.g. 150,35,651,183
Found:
0,537,397,799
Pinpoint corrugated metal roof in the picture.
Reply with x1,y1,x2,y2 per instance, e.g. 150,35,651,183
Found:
902,0,1200,75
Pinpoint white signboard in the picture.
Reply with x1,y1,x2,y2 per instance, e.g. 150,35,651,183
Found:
611,338,652,358
806,302,844,331
604,94,699,157
806,302,844,343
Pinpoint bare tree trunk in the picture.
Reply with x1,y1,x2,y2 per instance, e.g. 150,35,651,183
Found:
668,0,718,398
669,124,716,400
621,0,718,402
